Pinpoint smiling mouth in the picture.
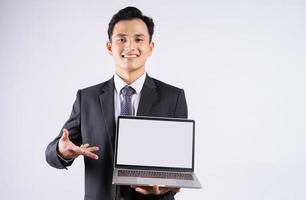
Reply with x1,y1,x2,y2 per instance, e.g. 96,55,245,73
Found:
121,54,139,58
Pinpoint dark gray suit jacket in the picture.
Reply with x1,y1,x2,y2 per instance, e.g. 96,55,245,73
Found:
45,74,188,200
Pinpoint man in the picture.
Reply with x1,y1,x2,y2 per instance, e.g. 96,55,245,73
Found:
46,6,188,200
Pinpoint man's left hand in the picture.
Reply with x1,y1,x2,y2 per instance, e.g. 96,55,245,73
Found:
133,185,180,195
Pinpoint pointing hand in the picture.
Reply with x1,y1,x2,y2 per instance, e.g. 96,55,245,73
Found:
58,128,99,160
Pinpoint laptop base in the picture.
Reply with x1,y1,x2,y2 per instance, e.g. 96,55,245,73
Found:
112,168,202,189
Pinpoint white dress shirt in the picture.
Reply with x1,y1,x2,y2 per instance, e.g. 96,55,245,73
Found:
114,72,146,121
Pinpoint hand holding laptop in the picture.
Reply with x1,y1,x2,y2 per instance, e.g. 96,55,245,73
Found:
133,185,180,195
58,128,99,160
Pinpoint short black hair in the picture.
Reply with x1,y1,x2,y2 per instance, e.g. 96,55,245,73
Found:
107,6,154,42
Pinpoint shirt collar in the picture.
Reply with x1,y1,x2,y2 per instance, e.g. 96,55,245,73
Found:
114,72,146,94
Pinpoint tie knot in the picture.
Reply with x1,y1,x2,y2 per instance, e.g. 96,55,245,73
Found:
121,86,135,97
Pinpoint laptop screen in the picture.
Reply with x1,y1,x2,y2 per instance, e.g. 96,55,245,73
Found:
115,116,194,170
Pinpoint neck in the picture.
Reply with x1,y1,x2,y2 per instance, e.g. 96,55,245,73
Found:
115,67,145,85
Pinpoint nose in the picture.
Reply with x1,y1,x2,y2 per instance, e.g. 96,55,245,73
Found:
124,38,136,51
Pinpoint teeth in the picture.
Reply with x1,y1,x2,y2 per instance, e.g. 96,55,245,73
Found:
123,55,138,58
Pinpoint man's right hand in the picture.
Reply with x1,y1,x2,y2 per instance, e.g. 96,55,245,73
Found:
58,128,99,160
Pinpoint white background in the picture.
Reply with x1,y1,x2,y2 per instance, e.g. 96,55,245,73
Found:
1,0,305,199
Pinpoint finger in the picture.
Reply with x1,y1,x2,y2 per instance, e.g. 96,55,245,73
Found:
85,146,99,152
61,128,70,141
82,143,90,148
135,187,152,195
153,185,161,195
83,150,99,160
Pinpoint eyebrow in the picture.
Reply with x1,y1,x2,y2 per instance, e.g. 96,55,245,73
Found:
114,33,146,38
134,34,145,37
114,33,127,37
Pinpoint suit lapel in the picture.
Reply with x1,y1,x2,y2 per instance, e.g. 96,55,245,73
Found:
137,74,157,116
99,77,116,151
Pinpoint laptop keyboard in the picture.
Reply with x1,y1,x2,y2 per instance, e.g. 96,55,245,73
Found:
118,169,193,180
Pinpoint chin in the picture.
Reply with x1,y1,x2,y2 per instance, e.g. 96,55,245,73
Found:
120,65,142,72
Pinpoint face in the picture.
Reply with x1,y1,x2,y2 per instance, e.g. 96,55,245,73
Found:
106,19,154,75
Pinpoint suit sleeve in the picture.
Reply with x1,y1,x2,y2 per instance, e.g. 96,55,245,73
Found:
174,89,188,119
45,90,83,169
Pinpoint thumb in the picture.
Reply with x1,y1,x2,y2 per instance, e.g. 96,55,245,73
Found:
153,185,161,195
61,128,70,141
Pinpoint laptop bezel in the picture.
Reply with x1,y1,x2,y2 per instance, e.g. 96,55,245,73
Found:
114,115,195,173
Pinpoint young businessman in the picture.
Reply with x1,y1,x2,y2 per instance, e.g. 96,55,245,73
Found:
46,6,188,200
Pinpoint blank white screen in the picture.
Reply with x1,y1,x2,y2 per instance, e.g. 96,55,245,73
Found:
116,118,194,168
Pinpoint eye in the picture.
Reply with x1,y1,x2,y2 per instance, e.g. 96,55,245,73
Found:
135,38,144,42
117,38,126,43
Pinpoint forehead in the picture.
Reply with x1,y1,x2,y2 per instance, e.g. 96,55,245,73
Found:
112,19,149,37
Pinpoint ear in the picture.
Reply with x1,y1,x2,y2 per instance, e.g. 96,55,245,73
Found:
148,41,155,56
106,41,113,56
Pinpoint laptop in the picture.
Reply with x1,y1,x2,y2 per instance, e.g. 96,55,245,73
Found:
112,116,201,189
